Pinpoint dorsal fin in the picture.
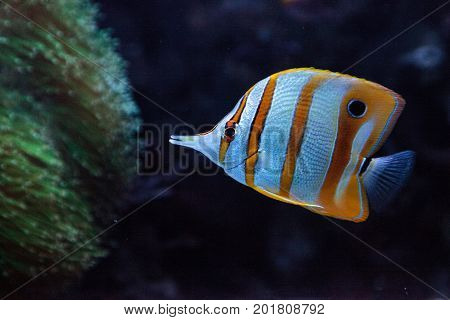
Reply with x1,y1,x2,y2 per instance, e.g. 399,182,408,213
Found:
362,151,415,212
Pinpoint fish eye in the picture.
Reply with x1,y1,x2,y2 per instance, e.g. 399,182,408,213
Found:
347,100,367,118
224,127,236,141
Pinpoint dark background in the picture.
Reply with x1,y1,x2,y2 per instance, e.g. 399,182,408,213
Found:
60,0,449,299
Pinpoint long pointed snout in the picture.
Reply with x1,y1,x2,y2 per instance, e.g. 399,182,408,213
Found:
169,133,221,166
169,135,201,149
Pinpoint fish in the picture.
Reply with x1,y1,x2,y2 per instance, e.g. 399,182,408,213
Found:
170,68,415,222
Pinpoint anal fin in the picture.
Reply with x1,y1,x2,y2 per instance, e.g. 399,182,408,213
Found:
253,186,324,212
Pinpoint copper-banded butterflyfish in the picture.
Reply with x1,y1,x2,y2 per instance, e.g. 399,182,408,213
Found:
170,68,415,222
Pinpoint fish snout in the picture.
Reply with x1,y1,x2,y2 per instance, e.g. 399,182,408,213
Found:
169,133,221,165
169,135,200,148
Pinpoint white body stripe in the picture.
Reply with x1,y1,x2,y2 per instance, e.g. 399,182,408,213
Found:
290,78,352,202
334,119,374,203
224,77,270,184
254,71,314,193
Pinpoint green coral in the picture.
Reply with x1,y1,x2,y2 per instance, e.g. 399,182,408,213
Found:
0,0,139,278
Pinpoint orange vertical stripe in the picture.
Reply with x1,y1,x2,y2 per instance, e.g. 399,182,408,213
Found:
278,74,328,197
317,80,399,221
245,76,278,187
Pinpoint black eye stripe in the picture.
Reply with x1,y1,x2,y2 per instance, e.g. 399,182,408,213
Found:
224,127,236,139
224,121,237,141
347,100,367,118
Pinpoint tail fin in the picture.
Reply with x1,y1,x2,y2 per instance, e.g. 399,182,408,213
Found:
362,150,415,212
